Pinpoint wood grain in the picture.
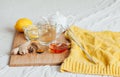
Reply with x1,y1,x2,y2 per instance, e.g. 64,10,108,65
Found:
9,32,70,66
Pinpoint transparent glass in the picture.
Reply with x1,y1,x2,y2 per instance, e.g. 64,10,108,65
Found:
37,24,56,45
24,25,40,41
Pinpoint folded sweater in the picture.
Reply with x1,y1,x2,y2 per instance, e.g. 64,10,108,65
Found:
60,26,120,76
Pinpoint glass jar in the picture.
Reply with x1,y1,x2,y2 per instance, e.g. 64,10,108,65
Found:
37,24,56,45
24,25,40,41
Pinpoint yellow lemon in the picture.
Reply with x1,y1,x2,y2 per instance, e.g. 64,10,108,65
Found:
26,26,39,40
15,18,32,32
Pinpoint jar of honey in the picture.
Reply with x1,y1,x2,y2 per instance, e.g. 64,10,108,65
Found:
49,43,68,53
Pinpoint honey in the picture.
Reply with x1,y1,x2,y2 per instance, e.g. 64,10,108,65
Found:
49,43,68,53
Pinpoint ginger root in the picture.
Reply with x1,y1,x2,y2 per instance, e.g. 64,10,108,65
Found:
18,41,31,55
11,47,19,55
11,41,42,55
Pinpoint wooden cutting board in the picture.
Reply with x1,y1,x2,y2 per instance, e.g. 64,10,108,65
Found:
9,32,70,66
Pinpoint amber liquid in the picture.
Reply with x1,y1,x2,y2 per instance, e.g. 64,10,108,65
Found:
39,24,56,44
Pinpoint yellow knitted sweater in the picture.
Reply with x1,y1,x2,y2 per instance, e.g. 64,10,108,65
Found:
60,26,120,76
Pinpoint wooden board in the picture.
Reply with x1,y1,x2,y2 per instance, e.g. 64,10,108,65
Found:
9,32,70,66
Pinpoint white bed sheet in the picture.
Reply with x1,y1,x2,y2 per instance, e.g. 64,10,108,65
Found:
0,0,119,77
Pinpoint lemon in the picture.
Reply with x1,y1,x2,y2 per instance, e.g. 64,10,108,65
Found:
26,26,39,40
15,18,33,32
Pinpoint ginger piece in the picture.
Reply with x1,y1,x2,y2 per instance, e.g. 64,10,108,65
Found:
11,41,45,55
11,47,19,55
18,41,31,55
11,41,31,55
30,41,45,53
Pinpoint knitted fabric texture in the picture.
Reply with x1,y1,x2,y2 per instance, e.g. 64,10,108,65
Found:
60,26,120,76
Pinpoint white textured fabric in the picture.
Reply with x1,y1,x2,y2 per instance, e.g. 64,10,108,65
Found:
0,0,119,77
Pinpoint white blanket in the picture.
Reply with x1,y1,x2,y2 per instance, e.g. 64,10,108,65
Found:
0,0,119,77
